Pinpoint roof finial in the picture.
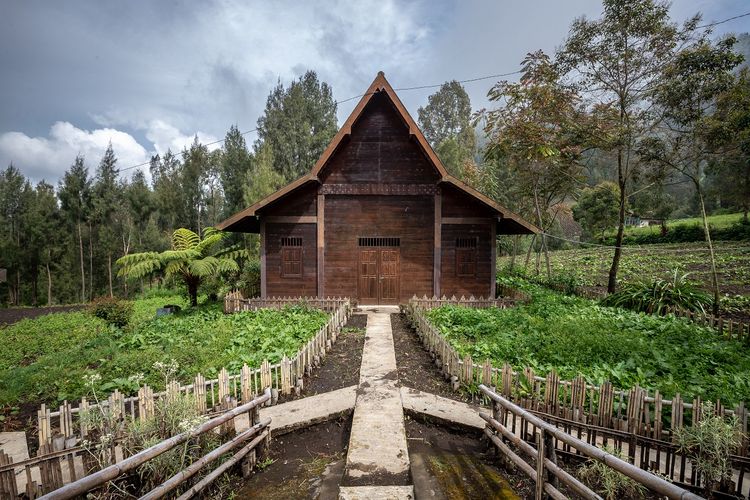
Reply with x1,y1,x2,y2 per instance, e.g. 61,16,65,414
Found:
377,71,385,77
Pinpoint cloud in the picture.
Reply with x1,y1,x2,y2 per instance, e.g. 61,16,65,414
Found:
144,120,219,157
0,120,219,183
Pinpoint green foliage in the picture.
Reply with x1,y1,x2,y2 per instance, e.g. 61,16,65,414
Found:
89,296,134,328
0,295,327,406
600,270,712,315
426,282,750,405
497,242,750,314
117,227,242,307
578,447,647,500
255,70,337,181
573,182,621,239
417,80,476,178
674,402,744,496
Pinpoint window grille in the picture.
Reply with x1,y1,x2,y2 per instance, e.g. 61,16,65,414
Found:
358,237,400,247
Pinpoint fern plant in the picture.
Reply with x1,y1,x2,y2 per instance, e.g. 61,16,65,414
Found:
117,228,244,306
600,270,711,315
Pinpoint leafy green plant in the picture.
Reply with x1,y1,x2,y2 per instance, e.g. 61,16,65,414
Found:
90,296,134,328
674,402,744,497
425,280,750,406
578,447,647,499
600,270,711,315
117,227,245,307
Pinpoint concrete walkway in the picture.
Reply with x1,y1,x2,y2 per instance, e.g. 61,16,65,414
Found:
340,306,413,499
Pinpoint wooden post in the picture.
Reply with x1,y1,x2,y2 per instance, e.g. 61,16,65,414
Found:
490,219,497,298
260,219,267,298
317,194,325,298
434,188,441,298
536,428,546,500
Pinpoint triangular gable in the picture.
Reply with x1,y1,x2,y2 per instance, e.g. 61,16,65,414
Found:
217,72,539,235
309,71,449,179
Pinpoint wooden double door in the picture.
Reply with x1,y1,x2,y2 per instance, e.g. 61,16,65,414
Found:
358,247,400,305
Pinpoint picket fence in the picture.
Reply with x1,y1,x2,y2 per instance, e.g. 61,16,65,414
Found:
405,296,749,455
0,295,350,498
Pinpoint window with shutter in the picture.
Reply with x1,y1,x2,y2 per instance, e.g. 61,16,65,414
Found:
455,237,477,277
280,237,302,278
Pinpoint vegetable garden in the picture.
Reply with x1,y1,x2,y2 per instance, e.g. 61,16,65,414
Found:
0,292,329,408
425,279,750,406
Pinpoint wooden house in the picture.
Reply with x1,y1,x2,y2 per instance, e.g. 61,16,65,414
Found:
218,72,538,305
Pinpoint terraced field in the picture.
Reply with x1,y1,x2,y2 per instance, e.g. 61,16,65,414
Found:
499,242,750,298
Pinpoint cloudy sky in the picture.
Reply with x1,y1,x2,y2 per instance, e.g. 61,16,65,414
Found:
1,0,747,184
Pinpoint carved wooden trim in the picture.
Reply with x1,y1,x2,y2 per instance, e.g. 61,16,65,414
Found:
319,183,437,196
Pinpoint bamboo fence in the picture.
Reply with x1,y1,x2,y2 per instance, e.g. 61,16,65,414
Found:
0,295,350,498
479,385,705,500
405,296,749,454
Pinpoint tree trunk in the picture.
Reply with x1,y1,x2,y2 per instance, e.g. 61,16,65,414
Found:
107,254,113,298
46,261,53,306
509,235,519,271
533,187,551,280
78,222,86,302
187,277,199,307
698,190,721,316
524,234,536,270
88,221,93,301
607,149,627,294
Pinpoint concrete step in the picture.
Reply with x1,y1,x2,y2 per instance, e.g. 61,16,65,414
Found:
339,485,415,499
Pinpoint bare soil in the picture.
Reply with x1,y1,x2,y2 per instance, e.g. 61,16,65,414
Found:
405,417,529,499
0,305,85,326
232,416,351,499
390,313,473,404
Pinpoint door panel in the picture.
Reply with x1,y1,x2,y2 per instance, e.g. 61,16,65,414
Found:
380,250,399,304
359,250,379,302
358,247,400,304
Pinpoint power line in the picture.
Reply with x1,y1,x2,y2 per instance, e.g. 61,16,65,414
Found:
115,9,748,176
697,11,750,29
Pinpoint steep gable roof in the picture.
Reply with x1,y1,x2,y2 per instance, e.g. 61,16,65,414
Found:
217,72,539,235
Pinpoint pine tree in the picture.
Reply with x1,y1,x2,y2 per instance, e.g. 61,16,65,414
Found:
58,156,92,302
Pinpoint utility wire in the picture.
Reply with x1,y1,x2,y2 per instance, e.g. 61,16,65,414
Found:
115,10,748,175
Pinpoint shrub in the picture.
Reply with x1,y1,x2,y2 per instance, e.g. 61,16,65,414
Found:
90,296,134,328
578,447,647,500
600,270,711,315
674,402,744,496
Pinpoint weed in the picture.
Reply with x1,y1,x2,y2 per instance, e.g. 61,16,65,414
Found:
578,447,647,499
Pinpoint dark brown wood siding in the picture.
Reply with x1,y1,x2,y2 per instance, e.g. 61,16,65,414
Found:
319,92,440,185
440,224,493,298
324,195,433,302
265,223,317,297
258,183,317,217
442,185,495,218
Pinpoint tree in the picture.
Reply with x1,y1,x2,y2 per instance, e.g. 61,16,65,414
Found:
0,165,32,305
219,125,253,217
573,182,622,240
705,67,750,221
92,143,121,297
58,155,92,302
482,51,586,278
181,137,210,233
255,71,337,181
116,227,241,307
557,0,700,293
639,36,743,314
24,181,60,305
150,150,182,232
418,81,476,177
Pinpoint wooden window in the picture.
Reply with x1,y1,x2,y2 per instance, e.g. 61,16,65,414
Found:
281,237,302,278
456,237,477,278
358,237,400,247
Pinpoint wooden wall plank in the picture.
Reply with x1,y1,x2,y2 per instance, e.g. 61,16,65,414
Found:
434,189,441,298
317,194,325,298
260,220,266,298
